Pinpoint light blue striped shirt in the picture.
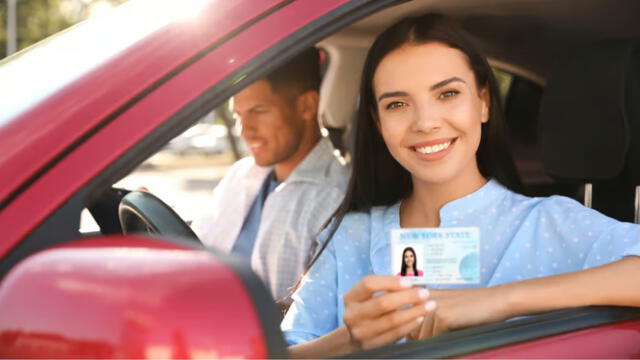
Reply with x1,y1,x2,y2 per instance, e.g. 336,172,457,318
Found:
282,179,640,344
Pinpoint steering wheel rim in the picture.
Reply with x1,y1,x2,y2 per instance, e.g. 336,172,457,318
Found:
118,190,200,242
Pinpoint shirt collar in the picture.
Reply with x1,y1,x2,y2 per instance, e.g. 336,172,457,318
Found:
439,179,508,224
285,137,338,183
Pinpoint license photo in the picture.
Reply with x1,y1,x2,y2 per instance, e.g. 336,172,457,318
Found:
391,227,481,285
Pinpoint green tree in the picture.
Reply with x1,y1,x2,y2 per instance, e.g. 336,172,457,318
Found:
1,0,127,60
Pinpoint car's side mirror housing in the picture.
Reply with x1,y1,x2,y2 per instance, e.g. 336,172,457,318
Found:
0,236,287,359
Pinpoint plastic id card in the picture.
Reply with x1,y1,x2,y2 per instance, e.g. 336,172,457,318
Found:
390,227,480,285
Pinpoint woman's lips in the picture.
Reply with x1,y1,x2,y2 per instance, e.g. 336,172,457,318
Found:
410,138,457,161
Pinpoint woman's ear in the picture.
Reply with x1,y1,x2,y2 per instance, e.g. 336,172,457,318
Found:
296,90,320,123
480,87,490,124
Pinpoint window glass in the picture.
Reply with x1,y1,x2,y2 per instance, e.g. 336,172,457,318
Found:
79,104,247,233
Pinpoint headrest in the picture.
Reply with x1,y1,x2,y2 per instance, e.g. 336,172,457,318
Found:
538,39,640,184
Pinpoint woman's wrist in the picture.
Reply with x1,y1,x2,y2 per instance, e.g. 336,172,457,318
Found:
288,326,355,358
492,282,523,320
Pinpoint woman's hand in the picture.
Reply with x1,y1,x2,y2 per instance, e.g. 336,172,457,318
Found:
410,286,510,340
342,275,437,351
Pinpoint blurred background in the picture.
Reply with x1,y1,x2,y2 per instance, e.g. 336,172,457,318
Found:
1,0,128,58
1,0,248,231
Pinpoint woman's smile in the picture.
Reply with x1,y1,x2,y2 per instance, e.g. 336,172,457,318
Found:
410,137,458,161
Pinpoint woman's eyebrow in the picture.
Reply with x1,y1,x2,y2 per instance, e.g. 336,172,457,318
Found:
377,91,408,102
430,76,465,91
377,77,466,102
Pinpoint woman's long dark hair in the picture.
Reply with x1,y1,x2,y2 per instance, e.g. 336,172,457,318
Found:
400,247,418,276
301,13,521,285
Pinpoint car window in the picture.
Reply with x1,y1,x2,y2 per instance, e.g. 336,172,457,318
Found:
79,45,333,236
79,104,247,234
493,68,513,104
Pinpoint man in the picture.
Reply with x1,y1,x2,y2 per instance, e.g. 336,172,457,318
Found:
192,48,349,304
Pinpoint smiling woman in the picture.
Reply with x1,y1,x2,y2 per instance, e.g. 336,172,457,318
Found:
374,42,489,198
281,13,640,358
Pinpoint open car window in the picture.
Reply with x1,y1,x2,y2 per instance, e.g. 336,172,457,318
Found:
78,105,246,234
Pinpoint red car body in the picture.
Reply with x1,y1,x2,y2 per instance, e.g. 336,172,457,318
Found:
0,0,639,358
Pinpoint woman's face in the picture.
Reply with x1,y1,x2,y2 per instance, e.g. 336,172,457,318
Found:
372,42,488,187
403,250,415,267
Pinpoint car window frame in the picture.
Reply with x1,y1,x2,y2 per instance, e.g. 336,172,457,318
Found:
346,306,640,358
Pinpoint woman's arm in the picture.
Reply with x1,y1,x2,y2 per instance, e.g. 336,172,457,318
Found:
288,326,353,358
416,257,640,338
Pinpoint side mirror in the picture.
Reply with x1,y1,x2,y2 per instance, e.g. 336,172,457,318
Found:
0,236,287,358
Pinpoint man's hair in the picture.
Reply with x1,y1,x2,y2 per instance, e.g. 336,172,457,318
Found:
264,47,321,97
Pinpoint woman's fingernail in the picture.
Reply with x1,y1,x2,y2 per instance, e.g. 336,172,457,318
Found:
416,316,425,323
399,278,412,288
425,300,437,311
418,288,430,299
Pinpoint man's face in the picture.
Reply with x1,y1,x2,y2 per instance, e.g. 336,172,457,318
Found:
232,80,305,166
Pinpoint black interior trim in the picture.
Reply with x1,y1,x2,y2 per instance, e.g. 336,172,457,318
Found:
0,189,87,277
87,187,130,234
344,306,640,359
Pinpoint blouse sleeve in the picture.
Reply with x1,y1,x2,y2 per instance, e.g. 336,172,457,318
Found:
281,225,340,345
543,196,640,269
583,215,640,268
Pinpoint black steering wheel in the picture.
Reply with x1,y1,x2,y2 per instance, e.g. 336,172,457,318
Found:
118,190,200,242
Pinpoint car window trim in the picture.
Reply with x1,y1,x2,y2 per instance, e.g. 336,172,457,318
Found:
344,306,640,358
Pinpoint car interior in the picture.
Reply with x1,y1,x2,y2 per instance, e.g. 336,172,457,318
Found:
316,0,640,223
48,0,640,355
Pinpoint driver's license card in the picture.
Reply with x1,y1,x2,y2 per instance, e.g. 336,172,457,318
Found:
390,227,480,285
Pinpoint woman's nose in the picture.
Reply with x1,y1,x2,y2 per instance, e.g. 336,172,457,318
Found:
411,103,441,132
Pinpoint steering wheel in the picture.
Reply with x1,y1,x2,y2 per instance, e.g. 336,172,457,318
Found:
118,190,200,242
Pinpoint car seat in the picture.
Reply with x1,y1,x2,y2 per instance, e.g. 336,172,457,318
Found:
538,39,640,223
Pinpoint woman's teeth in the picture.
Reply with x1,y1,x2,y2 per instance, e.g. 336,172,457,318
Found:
415,140,452,154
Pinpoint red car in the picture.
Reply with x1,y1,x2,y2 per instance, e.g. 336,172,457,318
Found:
1,0,639,358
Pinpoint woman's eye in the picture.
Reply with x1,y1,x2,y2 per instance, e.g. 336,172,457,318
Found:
385,101,406,110
439,90,460,99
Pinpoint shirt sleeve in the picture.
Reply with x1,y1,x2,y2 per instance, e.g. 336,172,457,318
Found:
190,158,249,247
542,196,640,269
281,225,340,345
584,215,640,268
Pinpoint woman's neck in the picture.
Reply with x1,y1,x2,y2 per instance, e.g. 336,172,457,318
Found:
400,169,487,228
